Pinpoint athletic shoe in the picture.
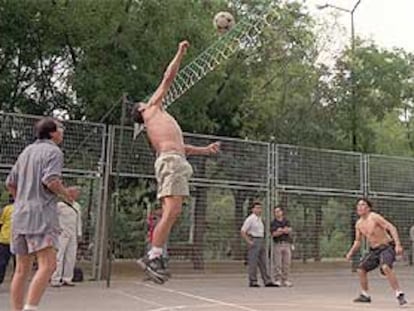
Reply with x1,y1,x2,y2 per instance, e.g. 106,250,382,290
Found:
283,281,293,287
50,282,63,288
397,293,408,306
249,282,260,287
265,282,279,287
274,280,282,287
353,294,371,303
137,257,168,284
62,281,76,287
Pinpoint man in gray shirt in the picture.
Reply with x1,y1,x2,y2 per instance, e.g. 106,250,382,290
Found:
6,117,75,311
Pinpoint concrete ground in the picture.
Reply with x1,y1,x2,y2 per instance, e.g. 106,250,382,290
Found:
1,265,414,311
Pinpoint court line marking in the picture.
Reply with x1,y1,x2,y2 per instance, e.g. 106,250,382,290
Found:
148,304,212,311
113,289,166,308
139,282,259,311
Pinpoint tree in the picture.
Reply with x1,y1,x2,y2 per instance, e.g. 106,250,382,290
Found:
330,42,414,152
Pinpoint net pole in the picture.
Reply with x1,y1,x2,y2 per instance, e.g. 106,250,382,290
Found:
106,94,127,288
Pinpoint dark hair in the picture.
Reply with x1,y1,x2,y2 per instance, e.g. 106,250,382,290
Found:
34,117,58,139
251,200,262,209
131,102,144,124
8,195,14,204
274,205,284,212
356,198,373,209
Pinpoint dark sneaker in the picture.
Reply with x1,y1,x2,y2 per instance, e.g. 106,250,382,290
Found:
265,282,279,287
397,293,407,306
249,282,260,287
137,257,168,284
353,294,371,303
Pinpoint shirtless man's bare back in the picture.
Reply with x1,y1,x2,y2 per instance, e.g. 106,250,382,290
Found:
131,40,220,284
346,198,407,306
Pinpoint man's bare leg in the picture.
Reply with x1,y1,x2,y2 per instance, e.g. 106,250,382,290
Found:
25,247,57,309
353,268,372,303
150,196,183,256
138,196,183,283
358,269,369,293
381,264,407,305
10,255,33,311
381,265,401,291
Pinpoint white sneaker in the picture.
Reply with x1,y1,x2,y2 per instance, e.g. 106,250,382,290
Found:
274,281,282,287
50,281,62,288
283,281,293,287
62,280,76,287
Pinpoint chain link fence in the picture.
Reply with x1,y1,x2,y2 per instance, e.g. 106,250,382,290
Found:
107,125,270,272
1,112,414,278
0,112,106,279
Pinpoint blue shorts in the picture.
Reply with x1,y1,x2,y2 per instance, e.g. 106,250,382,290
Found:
359,243,396,273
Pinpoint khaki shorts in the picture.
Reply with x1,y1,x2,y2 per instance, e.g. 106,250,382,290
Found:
11,231,59,255
155,153,193,199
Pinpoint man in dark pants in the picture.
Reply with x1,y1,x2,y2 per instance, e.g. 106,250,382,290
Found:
240,201,276,288
0,196,14,289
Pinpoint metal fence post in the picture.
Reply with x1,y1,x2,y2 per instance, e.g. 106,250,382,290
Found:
97,125,113,280
265,143,272,273
91,124,108,280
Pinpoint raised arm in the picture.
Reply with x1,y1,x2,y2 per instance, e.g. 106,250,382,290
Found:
346,223,362,260
374,213,403,254
148,40,190,108
184,142,220,156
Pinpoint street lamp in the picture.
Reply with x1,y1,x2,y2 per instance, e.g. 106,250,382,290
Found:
318,2,363,272
317,0,362,151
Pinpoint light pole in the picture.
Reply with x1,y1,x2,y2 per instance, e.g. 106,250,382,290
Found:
317,1,362,273
317,0,362,151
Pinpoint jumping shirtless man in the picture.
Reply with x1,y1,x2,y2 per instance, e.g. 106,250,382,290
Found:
346,198,407,306
131,40,220,284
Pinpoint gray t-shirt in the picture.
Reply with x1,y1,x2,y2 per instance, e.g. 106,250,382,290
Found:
6,139,64,235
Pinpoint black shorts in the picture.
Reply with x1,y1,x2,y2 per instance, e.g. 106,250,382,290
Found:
359,244,396,273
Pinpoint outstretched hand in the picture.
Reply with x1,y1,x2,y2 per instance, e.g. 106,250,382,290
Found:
207,142,221,155
179,40,190,54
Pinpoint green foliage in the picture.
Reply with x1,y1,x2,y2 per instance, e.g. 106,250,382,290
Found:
2,0,414,263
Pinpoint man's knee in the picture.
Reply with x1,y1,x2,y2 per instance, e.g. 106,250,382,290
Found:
357,268,367,276
37,248,57,274
381,264,392,275
14,257,31,277
162,197,183,220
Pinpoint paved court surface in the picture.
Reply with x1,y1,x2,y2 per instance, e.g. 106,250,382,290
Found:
1,267,414,311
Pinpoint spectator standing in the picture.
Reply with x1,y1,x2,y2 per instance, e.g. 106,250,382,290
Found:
51,187,82,287
240,201,276,288
271,206,293,287
409,225,414,265
0,196,14,288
